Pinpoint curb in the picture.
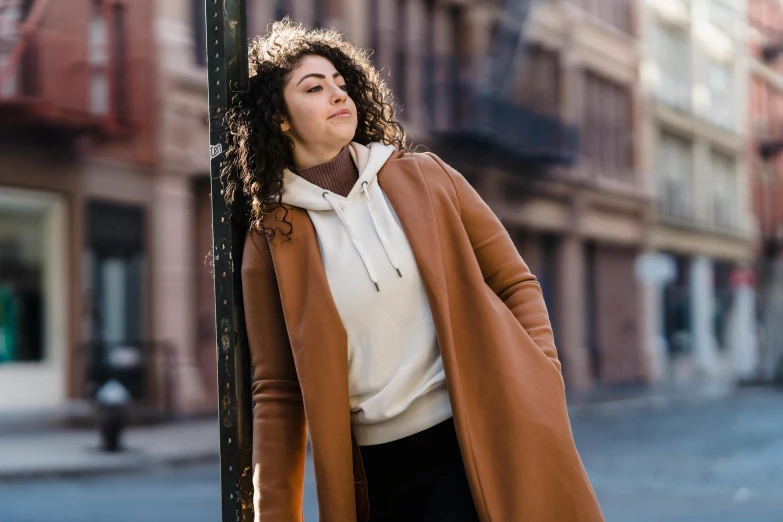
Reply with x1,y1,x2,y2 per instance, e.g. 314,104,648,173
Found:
0,451,219,482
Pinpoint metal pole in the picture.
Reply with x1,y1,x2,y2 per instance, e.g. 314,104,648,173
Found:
205,1,253,521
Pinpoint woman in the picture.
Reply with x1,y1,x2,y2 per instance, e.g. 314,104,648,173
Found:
225,20,604,522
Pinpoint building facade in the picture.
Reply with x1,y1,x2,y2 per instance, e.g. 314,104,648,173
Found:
504,0,652,390
0,0,165,415
639,0,758,385
8,0,766,420
228,0,652,391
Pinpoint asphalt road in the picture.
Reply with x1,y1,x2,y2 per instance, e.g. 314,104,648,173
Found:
2,389,782,522
570,388,783,522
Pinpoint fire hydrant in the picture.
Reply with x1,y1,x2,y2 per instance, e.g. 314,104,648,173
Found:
95,379,131,452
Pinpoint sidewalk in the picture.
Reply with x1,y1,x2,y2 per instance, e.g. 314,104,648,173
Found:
0,418,219,481
566,380,734,413
0,381,741,482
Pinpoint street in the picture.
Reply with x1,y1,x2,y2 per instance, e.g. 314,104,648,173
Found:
1,389,782,522
572,389,783,522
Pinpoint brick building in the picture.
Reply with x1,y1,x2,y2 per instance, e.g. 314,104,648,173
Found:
748,0,783,381
0,0,205,417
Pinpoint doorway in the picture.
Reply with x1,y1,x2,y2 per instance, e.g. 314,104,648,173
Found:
85,200,146,398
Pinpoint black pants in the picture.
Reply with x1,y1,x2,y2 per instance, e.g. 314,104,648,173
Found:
358,418,481,522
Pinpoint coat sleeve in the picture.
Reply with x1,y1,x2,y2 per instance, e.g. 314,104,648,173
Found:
241,229,307,522
425,153,562,373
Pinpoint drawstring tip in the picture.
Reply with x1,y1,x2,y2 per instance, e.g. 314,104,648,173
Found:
396,268,402,277
374,282,380,292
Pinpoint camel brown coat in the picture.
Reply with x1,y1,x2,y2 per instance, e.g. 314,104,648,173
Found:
240,149,604,522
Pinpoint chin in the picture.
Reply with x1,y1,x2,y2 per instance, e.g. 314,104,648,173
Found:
335,128,357,145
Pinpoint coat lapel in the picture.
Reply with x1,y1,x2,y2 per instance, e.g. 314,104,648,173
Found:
264,207,358,519
379,156,484,513
377,156,453,362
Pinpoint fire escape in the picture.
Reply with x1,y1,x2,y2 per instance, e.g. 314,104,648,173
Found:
754,31,783,384
758,40,783,259
425,0,579,167
0,0,131,142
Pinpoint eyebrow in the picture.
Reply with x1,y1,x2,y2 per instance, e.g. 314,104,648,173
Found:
296,71,343,86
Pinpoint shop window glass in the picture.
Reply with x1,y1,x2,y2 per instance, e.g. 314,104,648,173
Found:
0,209,45,364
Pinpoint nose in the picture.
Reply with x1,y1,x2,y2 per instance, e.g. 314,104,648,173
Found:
331,84,348,103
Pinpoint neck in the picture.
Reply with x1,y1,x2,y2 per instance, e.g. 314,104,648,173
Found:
291,142,348,170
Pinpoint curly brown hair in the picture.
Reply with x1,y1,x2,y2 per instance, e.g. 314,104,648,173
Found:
221,18,410,240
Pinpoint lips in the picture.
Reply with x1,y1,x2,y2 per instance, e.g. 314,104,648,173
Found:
330,109,351,118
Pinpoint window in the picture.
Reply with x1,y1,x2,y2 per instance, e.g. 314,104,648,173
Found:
583,72,633,176
395,0,407,110
313,0,324,28
86,202,145,346
711,151,737,228
574,0,632,34
275,0,290,21
368,0,380,66
654,21,691,111
111,3,129,126
657,132,694,219
709,0,735,34
245,0,257,38
423,0,436,121
712,260,734,351
539,234,558,338
708,59,733,129
89,0,109,115
192,0,206,66
750,76,768,136
516,46,560,116
751,78,783,138
749,0,783,43
662,253,692,356
0,204,48,364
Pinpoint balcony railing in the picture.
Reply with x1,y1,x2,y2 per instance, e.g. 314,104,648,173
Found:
0,1,134,138
420,56,579,166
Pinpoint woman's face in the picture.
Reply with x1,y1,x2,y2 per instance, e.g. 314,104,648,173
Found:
280,55,358,162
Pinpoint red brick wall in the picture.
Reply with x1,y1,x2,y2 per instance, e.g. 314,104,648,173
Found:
749,0,783,243
30,0,157,165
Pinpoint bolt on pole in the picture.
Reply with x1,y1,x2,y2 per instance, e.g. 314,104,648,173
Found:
204,1,254,521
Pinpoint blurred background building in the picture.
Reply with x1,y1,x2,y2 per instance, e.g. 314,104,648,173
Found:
749,0,783,383
639,0,757,386
0,0,167,419
0,0,779,422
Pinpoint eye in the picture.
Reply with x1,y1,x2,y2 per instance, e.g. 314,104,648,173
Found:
339,84,348,91
307,85,322,93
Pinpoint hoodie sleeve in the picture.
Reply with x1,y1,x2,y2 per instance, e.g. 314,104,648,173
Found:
423,153,562,374
241,229,307,522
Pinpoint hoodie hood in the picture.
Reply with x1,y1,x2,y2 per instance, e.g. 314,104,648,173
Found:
280,141,397,209
278,141,401,292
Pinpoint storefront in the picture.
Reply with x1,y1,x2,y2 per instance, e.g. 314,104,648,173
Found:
0,186,68,411
654,251,758,383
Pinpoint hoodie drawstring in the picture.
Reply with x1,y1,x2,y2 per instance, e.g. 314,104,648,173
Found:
322,192,381,292
322,184,404,292
362,181,403,278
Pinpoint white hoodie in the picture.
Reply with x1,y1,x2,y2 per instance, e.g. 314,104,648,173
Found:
281,142,452,446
